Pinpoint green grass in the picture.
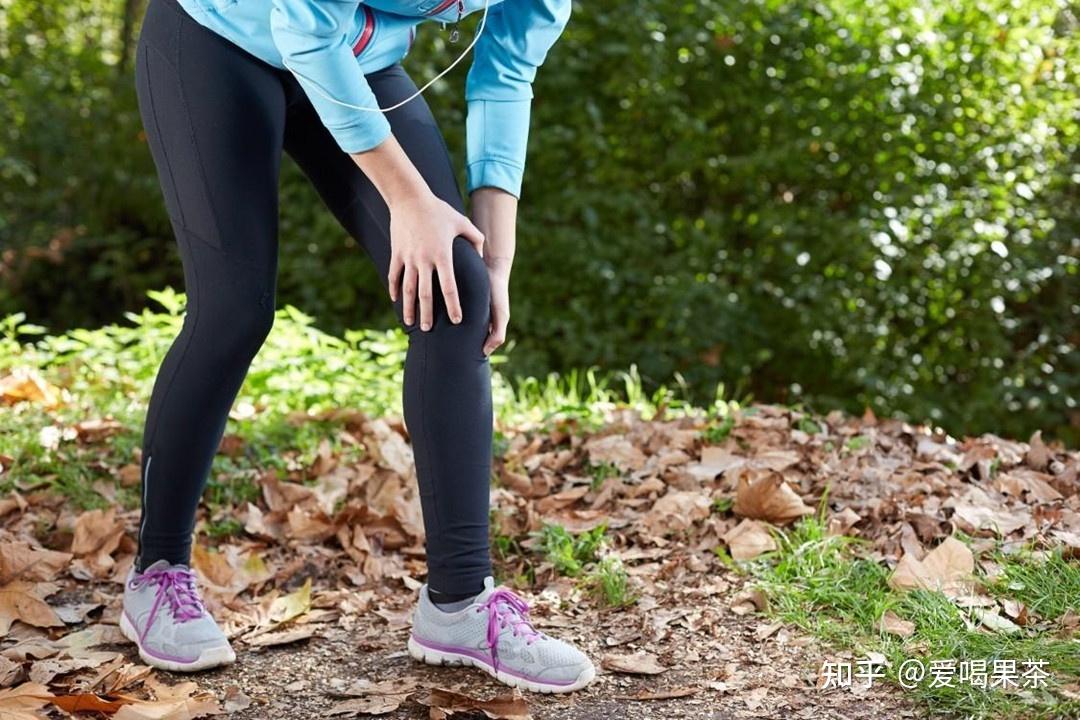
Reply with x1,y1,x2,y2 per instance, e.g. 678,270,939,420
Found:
747,517,1080,719
203,517,245,540
844,435,872,452
536,522,607,578
698,386,741,444
497,364,710,434
985,552,1080,622
587,460,621,490
533,523,637,608
711,496,734,514
586,556,636,608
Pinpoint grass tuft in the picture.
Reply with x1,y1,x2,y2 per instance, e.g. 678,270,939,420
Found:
536,522,606,578
748,516,1080,719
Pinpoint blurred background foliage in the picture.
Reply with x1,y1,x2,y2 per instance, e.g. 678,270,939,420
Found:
1,0,1077,443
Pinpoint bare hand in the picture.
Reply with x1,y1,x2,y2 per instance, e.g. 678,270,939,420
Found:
483,262,511,356
387,193,485,330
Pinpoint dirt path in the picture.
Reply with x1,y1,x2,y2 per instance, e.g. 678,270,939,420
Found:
143,572,913,719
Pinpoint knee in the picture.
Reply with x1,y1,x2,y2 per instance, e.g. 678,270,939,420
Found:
202,300,275,362
397,238,489,336
245,306,276,350
447,237,490,326
237,305,275,356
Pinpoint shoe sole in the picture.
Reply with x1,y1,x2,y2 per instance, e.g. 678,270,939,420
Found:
119,612,236,673
407,635,595,694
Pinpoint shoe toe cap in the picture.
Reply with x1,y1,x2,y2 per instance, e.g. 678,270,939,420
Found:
528,640,594,684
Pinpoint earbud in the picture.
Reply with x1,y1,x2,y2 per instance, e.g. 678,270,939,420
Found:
282,0,491,113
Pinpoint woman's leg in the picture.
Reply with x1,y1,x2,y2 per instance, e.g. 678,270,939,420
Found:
281,66,593,693
281,64,493,598
134,0,286,571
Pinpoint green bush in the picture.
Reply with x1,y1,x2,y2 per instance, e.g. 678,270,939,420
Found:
1,1,1077,443
518,0,1079,442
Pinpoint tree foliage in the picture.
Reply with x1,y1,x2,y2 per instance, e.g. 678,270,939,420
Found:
1,0,1077,441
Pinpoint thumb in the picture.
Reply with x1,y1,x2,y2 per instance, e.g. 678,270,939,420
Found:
458,218,485,258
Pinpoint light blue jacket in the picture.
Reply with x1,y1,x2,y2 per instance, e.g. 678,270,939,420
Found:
175,0,571,198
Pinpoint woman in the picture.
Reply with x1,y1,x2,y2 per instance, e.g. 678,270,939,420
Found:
122,0,595,693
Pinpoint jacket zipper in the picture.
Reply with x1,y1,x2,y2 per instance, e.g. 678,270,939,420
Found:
352,6,376,56
431,0,465,41
426,0,459,15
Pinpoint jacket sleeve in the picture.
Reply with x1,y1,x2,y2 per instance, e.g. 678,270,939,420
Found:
269,1,391,154
464,0,572,198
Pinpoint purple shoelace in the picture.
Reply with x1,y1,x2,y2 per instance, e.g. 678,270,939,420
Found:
131,566,206,637
477,588,542,673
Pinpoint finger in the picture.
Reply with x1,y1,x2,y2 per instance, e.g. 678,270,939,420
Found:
419,264,434,331
483,311,509,356
437,256,462,324
388,253,403,302
402,264,417,327
458,218,485,257
483,327,505,356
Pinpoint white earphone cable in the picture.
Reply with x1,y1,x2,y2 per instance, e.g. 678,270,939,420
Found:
282,0,490,113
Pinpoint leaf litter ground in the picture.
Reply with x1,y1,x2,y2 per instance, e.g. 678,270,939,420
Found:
2,373,1078,718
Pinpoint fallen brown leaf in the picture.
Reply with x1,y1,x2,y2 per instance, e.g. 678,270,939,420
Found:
1025,430,1051,471
243,625,316,647
949,489,1030,537
601,651,666,675
0,581,64,635
0,544,71,585
971,608,1021,635
1002,599,1030,626
642,491,711,535
267,578,312,625
421,687,531,720
113,677,221,720
743,686,768,710
0,370,62,408
583,434,646,472
365,419,415,479
69,508,126,580
614,686,699,701
329,696,404,717
997,470,1063,503
222,686,251,713
826,507,861,536
0,682,54,720
48,692,130,714
888,536,974,597
722,519,776,561
29,649,122,684
732,470,813,525
73,418,123,443
879,611,915,638
328,679,418,719
730,588,769,616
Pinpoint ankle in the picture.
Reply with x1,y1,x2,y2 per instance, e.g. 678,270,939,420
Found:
428,587,480,614
134,553,190,574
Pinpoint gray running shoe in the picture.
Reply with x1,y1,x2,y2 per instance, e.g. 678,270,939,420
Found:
408,576,595,693
120,560,236,672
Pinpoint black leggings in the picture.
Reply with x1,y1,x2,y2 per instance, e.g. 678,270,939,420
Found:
134,0,492,595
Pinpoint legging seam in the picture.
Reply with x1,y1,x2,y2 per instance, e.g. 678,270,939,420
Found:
143,44,188,232
141,256,201,530
176,19,225,251
417,334,446,587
